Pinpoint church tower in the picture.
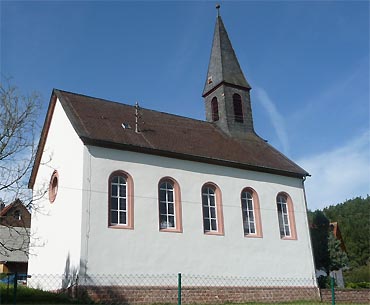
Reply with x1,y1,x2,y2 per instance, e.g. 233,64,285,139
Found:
203,8,254,139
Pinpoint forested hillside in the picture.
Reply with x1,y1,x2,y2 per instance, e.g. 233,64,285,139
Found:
323,196,370,269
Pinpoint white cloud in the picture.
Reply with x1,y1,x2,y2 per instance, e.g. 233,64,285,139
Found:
298,131,370,210
255,87,290,155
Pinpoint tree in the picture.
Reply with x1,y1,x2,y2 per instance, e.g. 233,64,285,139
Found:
309,210,330,272
0,80,41,205
0,79,42,254
328,231,348,271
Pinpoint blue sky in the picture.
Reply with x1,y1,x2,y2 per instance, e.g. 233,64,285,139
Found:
1,1,369,210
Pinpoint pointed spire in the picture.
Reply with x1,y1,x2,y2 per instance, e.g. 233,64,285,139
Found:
203,10,251,97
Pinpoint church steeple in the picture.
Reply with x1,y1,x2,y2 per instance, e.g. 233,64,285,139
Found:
203,7,254,138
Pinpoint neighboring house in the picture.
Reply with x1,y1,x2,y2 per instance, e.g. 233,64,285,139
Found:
0,199,30,274
27,13,316,287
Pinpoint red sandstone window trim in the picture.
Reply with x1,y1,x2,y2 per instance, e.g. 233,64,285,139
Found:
108,170,134,230
276,192,297,240
241,187,263,238
201,182,224,236
158,177,183,233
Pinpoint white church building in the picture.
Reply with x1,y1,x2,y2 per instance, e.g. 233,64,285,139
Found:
28,11,317,288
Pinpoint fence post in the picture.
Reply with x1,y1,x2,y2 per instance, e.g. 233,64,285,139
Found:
330,276,335,305
13,272,18,305
178,273,182,305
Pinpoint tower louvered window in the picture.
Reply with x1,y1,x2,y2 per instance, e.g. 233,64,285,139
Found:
233,94,243,123
211,97,219,121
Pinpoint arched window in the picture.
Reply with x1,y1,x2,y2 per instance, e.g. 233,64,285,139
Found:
276,193,297,239
211,97,219,121
241,188,262,237
233,94,243,123
108,171,134,229
202,183,224,235
158,177,182,232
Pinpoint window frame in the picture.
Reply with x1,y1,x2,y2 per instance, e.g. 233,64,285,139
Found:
232,93,244,123
241,187,263,238
276,192,297,240
108,170,134,230
201,182,224,236
158,177,182,233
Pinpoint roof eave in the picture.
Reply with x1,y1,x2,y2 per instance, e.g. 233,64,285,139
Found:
81,137,309,179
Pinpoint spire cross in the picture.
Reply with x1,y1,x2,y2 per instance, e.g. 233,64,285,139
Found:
216,4,220,16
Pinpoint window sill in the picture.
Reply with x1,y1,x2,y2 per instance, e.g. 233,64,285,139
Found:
281,236,297,240
159,228,183,233
108,225,134,230
244,234,263,238
204,231,224,236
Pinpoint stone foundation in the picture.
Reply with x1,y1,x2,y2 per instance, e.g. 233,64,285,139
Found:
79,285,320,304
320,288,370,303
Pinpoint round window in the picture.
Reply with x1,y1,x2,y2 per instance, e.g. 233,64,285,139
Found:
49,170,59,203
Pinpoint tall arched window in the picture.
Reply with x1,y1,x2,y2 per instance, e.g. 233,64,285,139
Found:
233,94,243,123
158,177,182,232
276,192,297,239
202,183,224,235
241,188,262,237
108,170,134,229
211,97,219,121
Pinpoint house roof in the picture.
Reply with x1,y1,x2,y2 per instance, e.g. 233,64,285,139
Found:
29,89,308,188
203,15,251,97
0,199,31,228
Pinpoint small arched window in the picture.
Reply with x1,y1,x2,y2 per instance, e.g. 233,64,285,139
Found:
201,183,224,235
276,193,297,240
241,188,262,237
211,97,219,121
233,94,243,123
158,177,182,232
108,170,134,229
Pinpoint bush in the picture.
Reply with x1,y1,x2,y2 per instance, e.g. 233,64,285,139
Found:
345,281,370,289
344,263,370,283
0,284,76,304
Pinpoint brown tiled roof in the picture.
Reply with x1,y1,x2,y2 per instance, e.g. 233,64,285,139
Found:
29,89,308,188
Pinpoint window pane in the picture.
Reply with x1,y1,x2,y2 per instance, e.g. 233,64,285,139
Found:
160,215,167,229
203,206,209,218
120,199,126,211
119,185,126,197
168,190,174,203
202,194,208,205
118,176,126,184
203,219,210,231
210,207,216,218
282,204,287,213
119,212,126,224
285,226,290,236
111,211,118,224
159,202,167,214
209,195,215,207
111,198,118,210
248,211,254,222
247,201,253,210
112,176,118,183
168,216,175,228
283,214,289,224
250,223,256,234
168,202,174,215
211,219,217,231
159,189,166,202
111,184,118,197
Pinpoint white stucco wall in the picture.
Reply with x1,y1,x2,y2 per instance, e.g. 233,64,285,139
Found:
80,145,316,283
28,99,84,277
